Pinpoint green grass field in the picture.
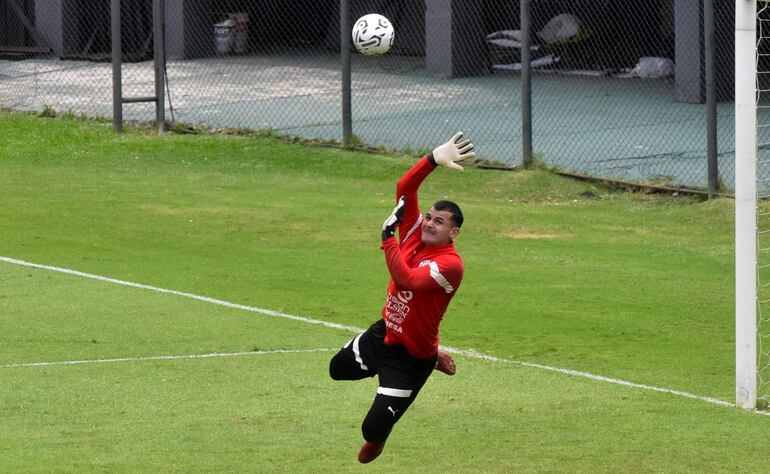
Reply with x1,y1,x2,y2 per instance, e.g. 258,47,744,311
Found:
1,111,769,472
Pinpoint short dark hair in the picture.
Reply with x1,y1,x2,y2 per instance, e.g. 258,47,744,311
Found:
432,200,464,228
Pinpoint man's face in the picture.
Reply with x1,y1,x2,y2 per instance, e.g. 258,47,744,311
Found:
421,207,460,246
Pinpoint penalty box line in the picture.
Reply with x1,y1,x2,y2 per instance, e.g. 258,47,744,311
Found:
0,255,762,414
0,256,363,334
0,348,336,369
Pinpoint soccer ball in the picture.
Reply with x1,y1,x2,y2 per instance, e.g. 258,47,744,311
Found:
352,14,394,56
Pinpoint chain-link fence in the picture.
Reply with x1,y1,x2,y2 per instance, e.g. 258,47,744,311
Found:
0,0,746,192
0,0,155,118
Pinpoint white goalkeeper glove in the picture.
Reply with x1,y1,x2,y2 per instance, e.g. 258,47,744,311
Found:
430,132,476,172
382,196,406,241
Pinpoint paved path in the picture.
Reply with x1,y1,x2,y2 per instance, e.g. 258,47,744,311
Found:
0,54,752,191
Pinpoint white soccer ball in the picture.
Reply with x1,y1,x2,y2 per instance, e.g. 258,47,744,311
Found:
352,14,394,56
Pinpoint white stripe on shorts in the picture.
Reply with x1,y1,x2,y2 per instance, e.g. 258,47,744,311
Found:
377,387,413,398
352,333,368,371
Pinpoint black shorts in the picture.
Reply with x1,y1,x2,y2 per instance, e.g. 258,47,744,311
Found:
329,319,438,442
329,319,437,391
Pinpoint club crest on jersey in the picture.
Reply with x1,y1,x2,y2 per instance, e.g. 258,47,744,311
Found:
397,290,413,303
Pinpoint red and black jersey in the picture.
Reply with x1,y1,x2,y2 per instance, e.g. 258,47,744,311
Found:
380,156,464,359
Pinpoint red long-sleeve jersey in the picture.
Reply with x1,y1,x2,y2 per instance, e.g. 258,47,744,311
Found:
380,156,464,359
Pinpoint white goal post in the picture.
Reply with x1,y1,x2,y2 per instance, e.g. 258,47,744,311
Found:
735,0,758,410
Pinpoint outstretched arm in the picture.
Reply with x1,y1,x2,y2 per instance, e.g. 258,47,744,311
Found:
393,132,475,242
430,132,476,172
394,157,433,240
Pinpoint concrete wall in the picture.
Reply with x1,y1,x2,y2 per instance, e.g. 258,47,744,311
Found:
35,0,62,56
426,0,487,77
163,0,212,60
675,0,734,103
674,0,700,103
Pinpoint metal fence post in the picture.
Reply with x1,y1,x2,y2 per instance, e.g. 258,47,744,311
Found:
340,0,352,145
153,0,165,134
521,0,532,166
111,0,122,132
705,0,717,197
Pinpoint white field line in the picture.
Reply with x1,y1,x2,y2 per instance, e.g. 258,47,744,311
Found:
0,348,335,369
1,255,767,415
0,256,363,334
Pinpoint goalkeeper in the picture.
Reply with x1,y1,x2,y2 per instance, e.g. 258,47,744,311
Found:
328,132,475,463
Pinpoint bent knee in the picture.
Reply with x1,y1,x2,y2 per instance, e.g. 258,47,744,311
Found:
329,357,342,380
329,353,351,380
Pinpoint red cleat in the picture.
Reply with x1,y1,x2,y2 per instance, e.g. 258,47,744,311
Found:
358,440,386,463
436,351,456,375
